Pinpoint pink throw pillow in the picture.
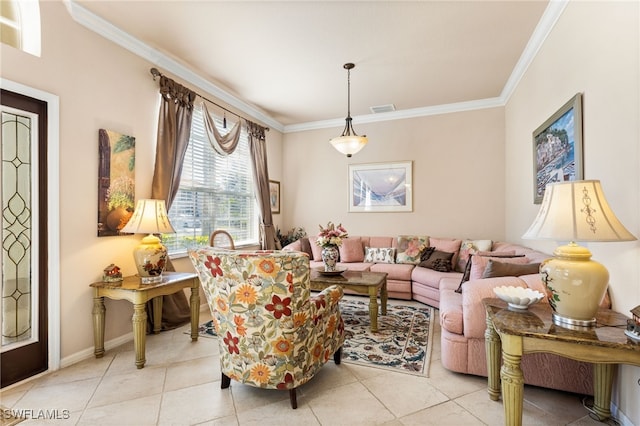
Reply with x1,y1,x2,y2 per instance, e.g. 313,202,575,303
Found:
339,238,364,262
308,236,323,261
429,237,462,270
469,255,529,281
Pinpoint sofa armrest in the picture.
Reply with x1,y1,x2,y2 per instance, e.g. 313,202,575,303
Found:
461,276,528,339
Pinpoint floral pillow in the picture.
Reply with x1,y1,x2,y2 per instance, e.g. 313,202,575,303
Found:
364,247,396,263
456,239,493,272
395,235,429,264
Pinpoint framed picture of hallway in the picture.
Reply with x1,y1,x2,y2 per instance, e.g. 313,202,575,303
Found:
532,93,583,204
348,161,413,212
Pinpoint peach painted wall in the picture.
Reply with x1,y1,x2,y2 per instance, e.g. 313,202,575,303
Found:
282,108,507,241
504,1,640,422
0,1,282,362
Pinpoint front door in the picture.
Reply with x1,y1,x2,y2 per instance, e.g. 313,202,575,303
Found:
0,88,49,388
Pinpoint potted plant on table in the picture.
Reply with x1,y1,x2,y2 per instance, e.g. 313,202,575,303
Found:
316,222,348,272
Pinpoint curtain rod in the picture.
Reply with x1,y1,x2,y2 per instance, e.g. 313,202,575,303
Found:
150,67,269,131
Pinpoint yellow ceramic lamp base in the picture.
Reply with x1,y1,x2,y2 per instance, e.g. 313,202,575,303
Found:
541,242,608,327
132,234,168,284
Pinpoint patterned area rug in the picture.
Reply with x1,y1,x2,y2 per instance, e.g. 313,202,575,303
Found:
340,298,434,377
192,299,434,377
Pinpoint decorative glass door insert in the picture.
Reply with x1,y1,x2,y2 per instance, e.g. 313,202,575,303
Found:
1,106,39,351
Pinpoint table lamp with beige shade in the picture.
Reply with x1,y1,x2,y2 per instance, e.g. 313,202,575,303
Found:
120,199,175,283
522,180,636,327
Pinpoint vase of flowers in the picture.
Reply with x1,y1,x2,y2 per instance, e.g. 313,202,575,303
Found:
316,222,348,272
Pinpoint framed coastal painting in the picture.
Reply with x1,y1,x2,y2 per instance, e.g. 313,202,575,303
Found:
348,161,412,212
269,180,280,214
532,93,583,204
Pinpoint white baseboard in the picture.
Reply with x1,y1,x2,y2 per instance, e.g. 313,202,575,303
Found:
610,402,633,426
60,332,134,368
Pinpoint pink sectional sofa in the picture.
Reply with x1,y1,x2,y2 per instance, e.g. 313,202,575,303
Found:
285,236,604,396
285,235,465,303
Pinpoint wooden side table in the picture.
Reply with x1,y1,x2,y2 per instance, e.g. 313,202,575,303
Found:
483,298,640,426
90,271,200,369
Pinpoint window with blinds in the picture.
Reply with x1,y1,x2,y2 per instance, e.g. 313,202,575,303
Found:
164,106,258,255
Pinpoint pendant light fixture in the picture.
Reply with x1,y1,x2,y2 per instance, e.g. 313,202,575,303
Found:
330,63,368,157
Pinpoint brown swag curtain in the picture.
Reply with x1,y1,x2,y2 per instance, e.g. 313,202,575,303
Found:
147,75,196,332
247,121,277,250
201,103,242,155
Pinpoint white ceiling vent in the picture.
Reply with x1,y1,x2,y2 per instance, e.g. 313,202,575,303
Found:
370,104,396,114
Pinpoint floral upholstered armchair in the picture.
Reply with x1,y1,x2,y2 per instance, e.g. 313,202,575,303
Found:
188,248,345,409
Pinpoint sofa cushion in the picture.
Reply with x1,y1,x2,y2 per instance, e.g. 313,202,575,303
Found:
411,266,462,288
419,250,454,272
429,237,462,271
482,260,541,278
370,262,415,281
395,235,429,264
339,237,364,262
368,236,396,249
364,247,396,263
456,239,493,272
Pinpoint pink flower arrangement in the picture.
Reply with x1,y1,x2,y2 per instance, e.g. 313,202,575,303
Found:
316,222,348,247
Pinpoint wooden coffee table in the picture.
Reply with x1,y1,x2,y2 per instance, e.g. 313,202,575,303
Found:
310,269,387,332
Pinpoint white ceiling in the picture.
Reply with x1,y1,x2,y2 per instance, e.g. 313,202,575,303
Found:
70,1,553,131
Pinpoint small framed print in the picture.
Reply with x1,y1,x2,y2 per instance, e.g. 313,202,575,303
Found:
269,180,280,214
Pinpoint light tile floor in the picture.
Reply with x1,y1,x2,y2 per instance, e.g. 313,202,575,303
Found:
0,303,612,426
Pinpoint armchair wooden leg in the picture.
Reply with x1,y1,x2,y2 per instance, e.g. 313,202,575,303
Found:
221,372,231,389
333,347,342,365
289,388,297,409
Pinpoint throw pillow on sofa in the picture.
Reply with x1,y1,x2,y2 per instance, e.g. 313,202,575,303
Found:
419,250,454,272
469,255,529,281
308,236,323,261
429,237,462,272
339,237,364,262
482,260,541,278
456,251,521,293
395,235,429,264
456,239,493,272
364,247,396,263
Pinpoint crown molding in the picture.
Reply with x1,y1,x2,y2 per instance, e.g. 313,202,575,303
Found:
64,0,284,132
283,97,505,133
64,0,567,135
500,0,569,103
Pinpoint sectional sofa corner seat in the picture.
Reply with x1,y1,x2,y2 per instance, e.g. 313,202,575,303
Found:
285,236,598,396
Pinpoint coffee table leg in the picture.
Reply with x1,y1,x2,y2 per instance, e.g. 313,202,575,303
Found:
368,286,379,332
380,281,388,315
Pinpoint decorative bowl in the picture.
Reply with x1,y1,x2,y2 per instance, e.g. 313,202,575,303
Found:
493,286,544,310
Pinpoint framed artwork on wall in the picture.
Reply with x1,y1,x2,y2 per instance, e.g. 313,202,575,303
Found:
97,129,135,236
532,93,583,204
269,180,280,214
348,161,413,212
